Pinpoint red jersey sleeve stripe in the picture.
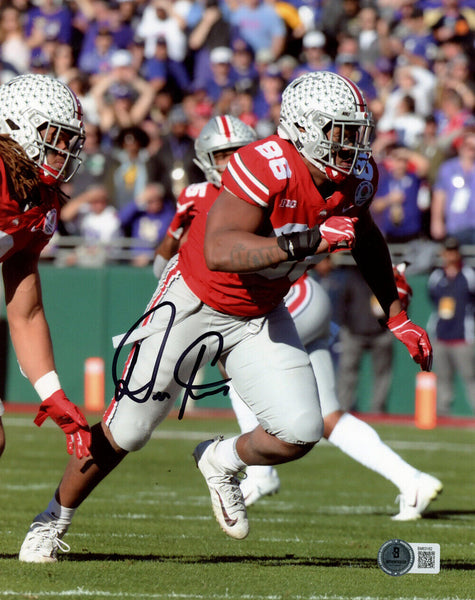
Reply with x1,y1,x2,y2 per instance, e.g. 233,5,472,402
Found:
226,155,269,207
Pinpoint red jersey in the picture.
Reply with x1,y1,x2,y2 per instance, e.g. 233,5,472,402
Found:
179,135,379,317
0,156,61,262
167,181,218,241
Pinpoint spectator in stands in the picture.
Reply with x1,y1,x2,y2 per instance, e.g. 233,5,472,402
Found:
252,65,285,121
228,0,287,60
434,87,473,152
119,182,175,267
389,6,438,70
104,125,151,211
336,266,395,414
292,29,333,78
372,144,426,243
0,5,30,74
147,104,204,201
136,0,188,63
25,0,73,63
193,46,237,103
90,49,155,144
58,185,122,267
77,26,118,80
376,64,436,135
187,0,231,86
431,128,475,244
354,5,381,71
230,37,259,96
430,0,473,52
143,35,190,103
427,236,475,416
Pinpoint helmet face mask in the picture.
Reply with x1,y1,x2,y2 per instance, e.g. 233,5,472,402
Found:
0,74,85,183
278,71,374,181
194,115,257,187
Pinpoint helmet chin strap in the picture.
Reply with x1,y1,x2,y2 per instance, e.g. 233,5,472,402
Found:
39,162,60,185
325,165,347,184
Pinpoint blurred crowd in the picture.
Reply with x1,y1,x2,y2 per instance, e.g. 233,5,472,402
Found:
1,0,474,268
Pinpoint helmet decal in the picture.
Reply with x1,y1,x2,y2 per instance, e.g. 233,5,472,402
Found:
0,74,85,183
277,71,374,182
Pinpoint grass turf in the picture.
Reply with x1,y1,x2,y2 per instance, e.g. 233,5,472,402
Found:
0,413,473,599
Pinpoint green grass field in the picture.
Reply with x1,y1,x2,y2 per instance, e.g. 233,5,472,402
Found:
0,412,473,600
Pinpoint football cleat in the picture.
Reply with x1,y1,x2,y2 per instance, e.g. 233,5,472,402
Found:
240,468,281,507
391,473,443,521
193,437,249,539
19,518,70,563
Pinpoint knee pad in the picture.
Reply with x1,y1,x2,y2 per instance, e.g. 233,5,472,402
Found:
90,423,125,472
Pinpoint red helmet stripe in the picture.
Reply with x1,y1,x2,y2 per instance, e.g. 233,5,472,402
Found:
217,115,232,140
338,74,367,111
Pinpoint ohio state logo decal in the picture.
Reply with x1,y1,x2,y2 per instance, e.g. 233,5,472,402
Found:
43,209,58,235
355,181,373,206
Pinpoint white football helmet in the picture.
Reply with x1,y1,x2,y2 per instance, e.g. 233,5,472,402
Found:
278,71,374,182
0,74,85,183
194,115,257,187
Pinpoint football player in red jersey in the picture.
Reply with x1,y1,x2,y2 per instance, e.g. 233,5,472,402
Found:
20,72,432,562
0,74,90,461
156,116,441,521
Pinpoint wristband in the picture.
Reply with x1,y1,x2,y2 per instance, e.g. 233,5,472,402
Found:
0,399,4,417
34,371,61,401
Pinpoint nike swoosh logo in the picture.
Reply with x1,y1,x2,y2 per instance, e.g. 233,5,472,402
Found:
342,205,355,213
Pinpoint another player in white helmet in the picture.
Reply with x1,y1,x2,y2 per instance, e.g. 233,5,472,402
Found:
152,114,258,279
235,264,442,520
19,72,432,562
0,74,89,461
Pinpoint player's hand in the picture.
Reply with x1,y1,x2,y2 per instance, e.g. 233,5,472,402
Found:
393,263,413,312
34,390,91,459
387,310,433,371
320,216,358,253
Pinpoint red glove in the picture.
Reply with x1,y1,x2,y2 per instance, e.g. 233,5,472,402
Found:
34,390,91,459
393,263,413,312
320,216,358,253
387,310,433,371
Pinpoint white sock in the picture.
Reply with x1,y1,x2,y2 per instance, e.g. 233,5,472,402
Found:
213,436,248,472
328,413,419,493
42,496,76,532
245,465,274,479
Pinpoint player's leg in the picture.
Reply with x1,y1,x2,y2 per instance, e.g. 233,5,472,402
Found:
19,272,213,560
193,303,323,538
229,385,280,506
369,331,393,413
432,341,454,416
308,341,443,520
452,342,475,415
335,327,364,411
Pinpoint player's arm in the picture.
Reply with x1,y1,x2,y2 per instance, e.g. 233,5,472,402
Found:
351,209,400,318
352,210,432,371
205,190,356,272
3,249,91,457
3,249,56,382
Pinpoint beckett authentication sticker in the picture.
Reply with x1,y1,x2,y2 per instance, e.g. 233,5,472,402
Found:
378,540,440,575
378,539,415,576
